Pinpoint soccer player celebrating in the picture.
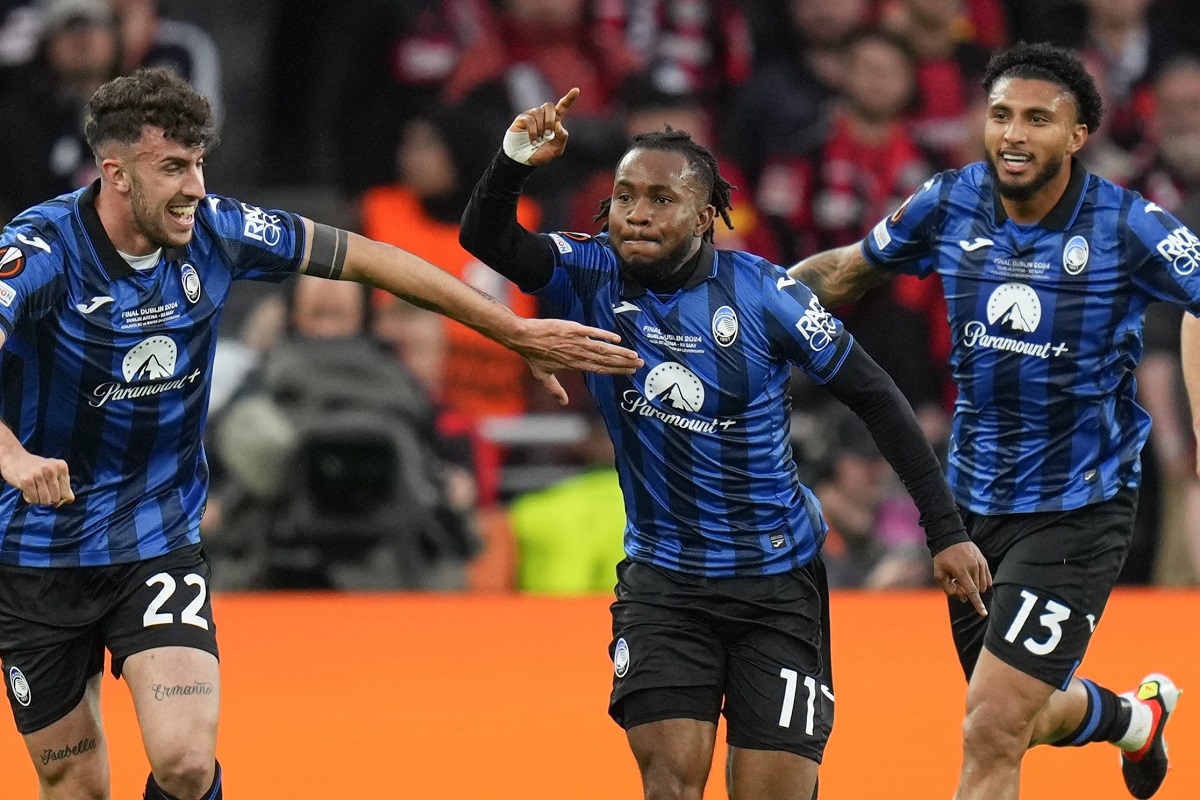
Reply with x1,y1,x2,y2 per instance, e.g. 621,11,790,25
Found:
460,88,990,800
0,68,641,800
789,42,1196,800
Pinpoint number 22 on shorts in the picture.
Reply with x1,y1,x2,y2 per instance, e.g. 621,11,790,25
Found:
142,572,210,629
1003,589,1070,655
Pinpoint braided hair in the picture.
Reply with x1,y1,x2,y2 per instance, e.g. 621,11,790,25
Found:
983,42,1105,133
594,127,735,242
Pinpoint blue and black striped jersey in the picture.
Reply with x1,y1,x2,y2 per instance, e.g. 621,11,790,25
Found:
863,161,1200,515
0,183,304,567
535,234,853,577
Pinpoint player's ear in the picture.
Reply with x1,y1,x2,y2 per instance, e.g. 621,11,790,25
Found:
101,156,130,193
1068,122,1088,155
695,203,716,237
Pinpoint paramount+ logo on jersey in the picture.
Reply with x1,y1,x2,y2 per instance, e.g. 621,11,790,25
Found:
88,335,202,408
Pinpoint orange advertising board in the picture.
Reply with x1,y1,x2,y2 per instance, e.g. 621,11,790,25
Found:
1,590,1196,798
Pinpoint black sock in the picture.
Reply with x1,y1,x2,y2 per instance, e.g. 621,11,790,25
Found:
144,761,222,800
1052,679,1132,747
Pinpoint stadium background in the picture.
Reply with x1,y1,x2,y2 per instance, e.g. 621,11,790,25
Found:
2,0,1200,796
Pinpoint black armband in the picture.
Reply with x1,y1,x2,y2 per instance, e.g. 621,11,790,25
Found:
307,223,349,280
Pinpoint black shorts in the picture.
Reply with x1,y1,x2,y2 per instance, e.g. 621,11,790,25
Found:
608,557,833,762
950,489,1137,691
0,544,219,734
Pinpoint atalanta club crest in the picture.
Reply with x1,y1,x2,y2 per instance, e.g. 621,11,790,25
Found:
1063,236,1089,276
712,305,738,347
9,665,31,707
181,263,202,304
613,638,630,678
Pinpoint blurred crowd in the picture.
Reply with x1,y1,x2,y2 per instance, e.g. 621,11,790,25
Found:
2,0,1200,592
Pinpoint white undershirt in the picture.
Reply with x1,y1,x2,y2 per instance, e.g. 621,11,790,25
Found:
116,247,163,272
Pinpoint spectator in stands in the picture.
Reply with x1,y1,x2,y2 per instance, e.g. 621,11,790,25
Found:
812,409,932,589
0,0,119,223
1136,55,1200,209
756,28,953,428
109,0,223,122
509,413,626,594
756,28,933,260
0,0,39,69
722,0,871,184
361,108,541,421
591,0,754,104
209,275,480,591
880,0,993,168
439,0,641,229
1076,0,1187,160
333,0,497,194
1128,56,1200,585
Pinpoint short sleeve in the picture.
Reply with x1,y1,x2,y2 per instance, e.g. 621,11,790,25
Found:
202,195,306,282
861,171,950,278
0,224,66,336
764,267,853,384
1126,199,1200,314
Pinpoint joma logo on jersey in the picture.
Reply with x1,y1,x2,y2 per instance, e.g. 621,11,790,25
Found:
241,203,281,247
795,296,837,351
1157,226,1200,276
89,335,202,407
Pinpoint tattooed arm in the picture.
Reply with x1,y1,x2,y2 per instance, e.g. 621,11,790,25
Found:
787,242,892,308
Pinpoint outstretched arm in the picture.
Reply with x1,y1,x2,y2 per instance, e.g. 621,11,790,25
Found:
788,243,892,308
1183,312,1200,478
295,220,641,405
824,341,991,614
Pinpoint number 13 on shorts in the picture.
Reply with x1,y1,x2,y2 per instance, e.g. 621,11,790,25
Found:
779,668,832,734
1003,588,1071,655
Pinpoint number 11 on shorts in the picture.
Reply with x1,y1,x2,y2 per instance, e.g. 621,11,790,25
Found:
778,667,818,734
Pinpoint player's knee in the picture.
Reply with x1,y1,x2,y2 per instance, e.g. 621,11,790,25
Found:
641,762,705,800
150,747,214,799
38,761,108,800
961,700,1031,762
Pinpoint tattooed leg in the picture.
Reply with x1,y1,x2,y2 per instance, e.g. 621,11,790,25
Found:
124,647,221,800
21,673,111,799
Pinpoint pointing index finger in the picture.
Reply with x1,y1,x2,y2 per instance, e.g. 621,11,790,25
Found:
556,87,580,116
965,583,987,617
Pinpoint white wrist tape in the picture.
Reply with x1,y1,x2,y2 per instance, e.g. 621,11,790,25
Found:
503,128,555,165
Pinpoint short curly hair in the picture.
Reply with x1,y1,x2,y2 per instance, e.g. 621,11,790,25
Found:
594,127,734,242
84,68,219,153
982,42,1104,133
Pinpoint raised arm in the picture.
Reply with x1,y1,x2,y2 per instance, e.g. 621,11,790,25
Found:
788,242,892,308
1183,312,1200,478
460,88,580,291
